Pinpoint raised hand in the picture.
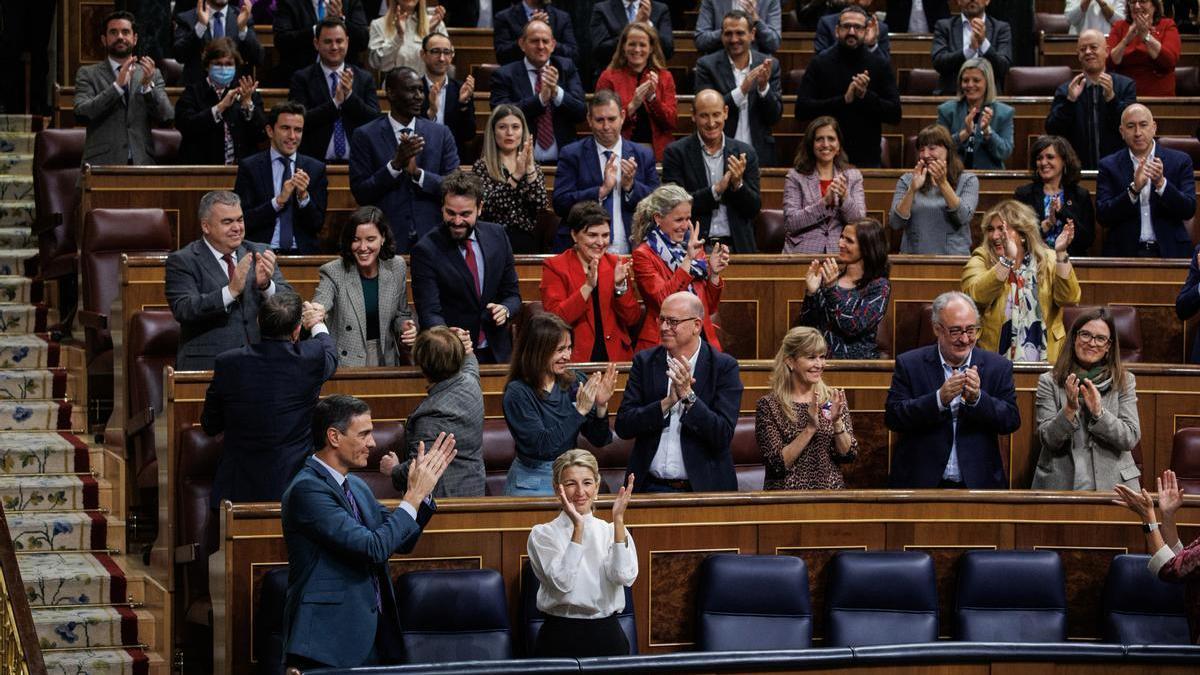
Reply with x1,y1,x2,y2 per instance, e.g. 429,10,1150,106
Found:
1055,220,1075,254
487,302,510,326
255,249,277,290
613,256,633,286
909,159,928,191
458,74,475,103
334,68,354,105
611,472,635,522
405,432,457,506
684,220,704,262
292,169,311,201
1064,373,1081,415
1066,72,1088,101
805,259,823,294
620,156,638,191
228,251,253,296
379,451,399,476
1080,377,1103,416
197,0,210,27
237,75,257,105
710,242,731,275
237,0,252,30
1159,470,1184,518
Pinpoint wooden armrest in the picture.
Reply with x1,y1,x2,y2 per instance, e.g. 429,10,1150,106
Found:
77,309,108,331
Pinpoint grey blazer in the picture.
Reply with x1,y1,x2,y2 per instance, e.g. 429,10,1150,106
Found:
73,60,174,165
1032,370,1141,491
312,257,413,367
390,354,485,497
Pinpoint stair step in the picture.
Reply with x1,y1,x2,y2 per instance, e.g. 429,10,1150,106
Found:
0,302,49,334
0,473,103,511
0,175,34,201
7,511,110,552
0,334,61,367
18,552,129,607
0,131,35,155
0,275,33,303
33,605,154,650
0,227,35,249
0,399,74,431
43,647,162,675
0,155,33,177
0,368,69,401
0,199,34,227
0,432,90,474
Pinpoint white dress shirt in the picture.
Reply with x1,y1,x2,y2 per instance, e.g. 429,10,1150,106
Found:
201,237,278,309
934,347,978,483
1127,143,1167,244
1148,539,1186,575
384,114,427,187
525,58,565,162
596,138,630,254
908,0,929,33
527,511,638,619
699,134,731,239
311,454,415,519
727,56,767,148
649,343,702,481
1064,0,1124,35
960,14,992,58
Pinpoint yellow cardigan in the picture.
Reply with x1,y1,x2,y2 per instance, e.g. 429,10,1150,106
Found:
960,247,1081,363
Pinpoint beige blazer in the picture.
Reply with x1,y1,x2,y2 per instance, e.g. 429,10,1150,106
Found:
312,256,412,367
1032,370,1141,491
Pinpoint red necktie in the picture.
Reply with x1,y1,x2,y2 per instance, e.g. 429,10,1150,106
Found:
461,239,481,298
221,253,236,280
534,68,555,150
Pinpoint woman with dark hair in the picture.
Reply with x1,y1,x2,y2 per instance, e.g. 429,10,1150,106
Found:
936,58,1014,170
889,124,980,255
594,22,677,161
1107,0,1181,96
782,116,866,254
174,37,266,165
1033,307,1141,490
1014,135,1096,257
796,219,892,359
471,104,549,253
541,201,643,363
503,313,619,496
312,206,415,366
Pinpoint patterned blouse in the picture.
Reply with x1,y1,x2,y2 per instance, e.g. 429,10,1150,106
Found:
797,278,892,359
1151,536,1200,644
471,158,549,236
755,394,858,490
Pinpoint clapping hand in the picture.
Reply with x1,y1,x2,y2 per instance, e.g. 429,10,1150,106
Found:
828,388,848,423
513,140,534,179
613,256,633,286
393,132,425,175
962,105,980,138
805,259,825,294
254,249,277,290
819,257,839,285
1064,373,1081,415
593,363,619,414
429,4,446,30
1000,228,1019,261
292,169,311,201
635,0,652,23
458,74,475,103
575,370,601,414
726,153,747,190
620,156,638,192
539,64,559,104
962,366,980,404
710,242,731,275
404,432,456,507
738,0,759,24
1144,156,1165,191
216,86,239,113
1079,377,1103,416
666,354,696,405
600,151,619,197
334,68,354,105
237,75,257,108
197,0,211,26
237,0,252,30
529,9,549,24
909,159,928,190
611,472,635,521
824,174,847,206
1066,73,1088,102
584,254,600,290
228,252,253,296
327,0,344,19
1055,220,1075,254
135,56,157,90
938,369,967,407
969,17,986,49
426,78,443,119
1098,73,1115,101
927,157,949,188
1043,196,1061,233
978,106,994,136
1133,155,1150,191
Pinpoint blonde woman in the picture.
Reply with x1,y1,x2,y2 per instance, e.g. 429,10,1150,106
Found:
470,104,548,253
527,449,637,657
367,0,448,74
754,326,857,490
935,58,1014,170
961,199,1081,363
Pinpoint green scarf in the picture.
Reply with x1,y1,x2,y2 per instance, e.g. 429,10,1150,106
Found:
1071,362,1113,394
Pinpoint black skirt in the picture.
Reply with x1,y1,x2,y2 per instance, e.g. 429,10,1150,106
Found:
534,613,630,658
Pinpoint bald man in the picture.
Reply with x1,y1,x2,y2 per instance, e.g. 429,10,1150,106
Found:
1045,29,1136,170
615,292,744,493
1096,104,1197,258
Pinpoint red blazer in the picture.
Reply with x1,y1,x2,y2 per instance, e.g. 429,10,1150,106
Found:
632,242,724,352
1106,18,1180,97
594,66,678,161
540,250,643,362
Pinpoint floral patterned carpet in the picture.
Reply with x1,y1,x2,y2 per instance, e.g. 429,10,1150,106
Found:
1,115,153,675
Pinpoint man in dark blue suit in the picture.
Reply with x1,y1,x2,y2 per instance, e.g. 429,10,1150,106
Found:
172,0,264,83
234,102,329,253
493,0,579,64
272,0,369,85
886,291,1021,489
280,395,453,669
1177,245,1200,364
1097,104,1198,259
489,19,587,165
420,34,476,154
551,90,659,253
203,292,338,506
616,292,743,493
287,18,380,163
411,172,522,364
351,67,460,253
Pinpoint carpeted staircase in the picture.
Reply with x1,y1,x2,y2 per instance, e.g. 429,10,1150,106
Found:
0,115,163,675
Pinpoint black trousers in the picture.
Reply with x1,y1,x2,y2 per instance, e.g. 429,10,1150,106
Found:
534,613,630,658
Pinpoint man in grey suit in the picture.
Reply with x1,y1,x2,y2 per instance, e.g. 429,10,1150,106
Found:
931,0,1012,95
73,11,175,166
166,191,292,370
694,0,782,55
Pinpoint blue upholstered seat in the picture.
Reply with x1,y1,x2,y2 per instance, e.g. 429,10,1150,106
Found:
1102,553,1190,644
395,569,513,663
695,554,812,651
825,551,938,648
955,550,1067,642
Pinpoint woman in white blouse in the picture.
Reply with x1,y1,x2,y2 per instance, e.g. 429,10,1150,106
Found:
1064,0,1124,35
527,449,638,657
367,0,448,75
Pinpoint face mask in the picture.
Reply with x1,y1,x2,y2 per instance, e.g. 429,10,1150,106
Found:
209,65,236,86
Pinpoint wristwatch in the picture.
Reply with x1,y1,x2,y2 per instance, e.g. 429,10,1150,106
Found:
1142,522,1159,533
1127,181,1139,198
683,391,698,407
1057,253,1070,264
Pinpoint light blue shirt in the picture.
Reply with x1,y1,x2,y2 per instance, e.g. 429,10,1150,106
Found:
268,147,312,248
960,14,992,58
934,347,978,482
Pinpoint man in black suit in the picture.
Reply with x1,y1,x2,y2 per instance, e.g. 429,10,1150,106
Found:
493,0,579,65
693,10,783,167
173,0,265,84
440,0,500,27
411,172,522,364
662,89,761,254
489,20,587,165
235,102,329,253
885,0,950,32
203,292,338,505
420,34,477,154
272,0,369,85
288,18,381,163
616,292,743,493
1044,30,1137,170
931,0,1013,95
166,191,292,370
591,0,675,69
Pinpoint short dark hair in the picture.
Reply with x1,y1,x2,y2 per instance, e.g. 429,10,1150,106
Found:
848,219,891,286
315,17,348,38
268,101,306,127
838,5,870,23
422,32,452,50
588,89,623,114
1028,135,1082,188
202,37,243,68
794,116,849,174
722,9,754,28
441,170,484,206
412,326,466,382
384,66,421,91
338,206,396,269
507,311,572,393
258,292,302,339
312,395,371,451
102,10,138,34
566,201,610,233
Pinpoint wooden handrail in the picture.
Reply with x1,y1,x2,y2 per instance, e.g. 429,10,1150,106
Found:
0,503,46,675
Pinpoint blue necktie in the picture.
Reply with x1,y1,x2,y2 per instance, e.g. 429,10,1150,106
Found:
277,156,295,249
317,0,326,21
626,2,637,23
342,481,384,612
330,71,347,159
212,11,224,38
601,150,616,219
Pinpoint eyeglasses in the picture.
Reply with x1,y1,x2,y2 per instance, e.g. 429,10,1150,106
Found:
424,48,455,57
1076,329,1111,346
659,315,701,329
838,23,867,31
942,325,981,339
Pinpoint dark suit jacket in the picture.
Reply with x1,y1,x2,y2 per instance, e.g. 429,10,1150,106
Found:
1013,181,1095,257
693,49,784,167
288,62,380,161
1096,143,1197,258
280,457,434,667
1177,244,1200,363
1044,74,1137,170
165,238,293,370
203,333,338,505
349,115,460,253
172,7,265,84
489,56,587,153
174,81,267,165
410,221,523,363
884,0,950,32
440,0,501,27
590,0,674,67
615,343,743,492
234,150,329,253
272,0,370,85
814,14,892,61
551,136,659,249
661,134,761,253
885,345,1021,489
931,15,1013,95
493,3,579,65
422,76,476,153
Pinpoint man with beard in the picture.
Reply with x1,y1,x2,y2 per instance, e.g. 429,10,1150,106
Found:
350,67,459,253
814,0,891,61
931,0,1012,95
73,11,175,165
410,171,522,364
795,6,901,168
1045,29,1137,170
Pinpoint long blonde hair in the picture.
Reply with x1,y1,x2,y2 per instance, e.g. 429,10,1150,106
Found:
480,104,529,182
631,184,692,245
768,327,832,423
977,199,1056,280
384,0,430,38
